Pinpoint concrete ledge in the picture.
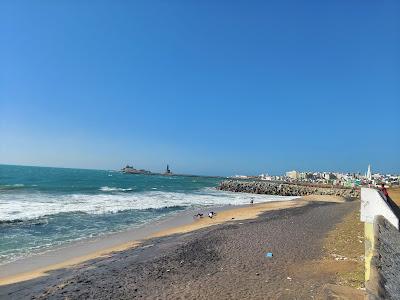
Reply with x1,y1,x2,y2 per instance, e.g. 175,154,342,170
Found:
361,188,399,229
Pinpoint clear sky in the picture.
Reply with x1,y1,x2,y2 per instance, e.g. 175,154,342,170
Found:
0,1,399,176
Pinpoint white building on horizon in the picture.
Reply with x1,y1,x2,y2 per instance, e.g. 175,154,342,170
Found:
259,173,273,181
286,170,300,180
366,164,372,181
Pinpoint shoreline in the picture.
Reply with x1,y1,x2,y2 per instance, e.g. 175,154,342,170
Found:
0,204,234,283
0,195,346,287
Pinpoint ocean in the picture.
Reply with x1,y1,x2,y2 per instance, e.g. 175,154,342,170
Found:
0,164,295,265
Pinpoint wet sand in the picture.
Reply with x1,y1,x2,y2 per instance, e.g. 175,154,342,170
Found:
0,196,357,299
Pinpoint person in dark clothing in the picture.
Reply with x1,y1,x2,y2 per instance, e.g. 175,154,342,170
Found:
381,183,389,199
208,211,216,218
194,213,203,219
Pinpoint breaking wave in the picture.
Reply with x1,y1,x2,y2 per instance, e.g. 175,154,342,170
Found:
0,189,297,222
0,184,25,191
99,186,134,192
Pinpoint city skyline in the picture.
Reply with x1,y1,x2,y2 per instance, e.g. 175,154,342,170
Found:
0,162,397,179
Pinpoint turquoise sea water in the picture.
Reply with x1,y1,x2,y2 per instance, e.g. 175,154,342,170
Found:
0,165,295,265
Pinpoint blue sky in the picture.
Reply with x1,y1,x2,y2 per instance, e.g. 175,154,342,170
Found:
0,0,399,176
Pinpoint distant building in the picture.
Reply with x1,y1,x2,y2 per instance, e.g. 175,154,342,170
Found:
232,175,250,179
259,174,272,181
323,173,336,181
299,172,313,180
286,170,300,180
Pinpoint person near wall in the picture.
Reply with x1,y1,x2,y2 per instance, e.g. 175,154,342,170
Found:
381,183,389,200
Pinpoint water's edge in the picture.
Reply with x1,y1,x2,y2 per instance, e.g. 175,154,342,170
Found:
0,203,247,279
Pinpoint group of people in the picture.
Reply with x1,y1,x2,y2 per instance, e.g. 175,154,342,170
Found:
194,199,255,220
193,211,217,219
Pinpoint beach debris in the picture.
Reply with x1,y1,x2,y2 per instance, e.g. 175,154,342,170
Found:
180,260,184,264
231,217,235,220
335,257,348,261
256,272,260,276
331,254,348,261
166,269,170,272
265,252,273,258
141,244,154,249
287,277,292,280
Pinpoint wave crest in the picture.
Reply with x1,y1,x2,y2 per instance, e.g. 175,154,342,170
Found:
0,184,25,191
99,186,134,192
0,190,297,222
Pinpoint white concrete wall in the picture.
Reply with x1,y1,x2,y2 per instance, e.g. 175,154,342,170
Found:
361,187,399,229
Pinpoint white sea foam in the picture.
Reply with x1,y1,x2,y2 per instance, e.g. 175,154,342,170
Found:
0,184,25,189
99,186,134,192
0,190,298,222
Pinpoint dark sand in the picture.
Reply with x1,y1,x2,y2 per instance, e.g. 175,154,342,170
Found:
1,201,358,299
0,204,238,282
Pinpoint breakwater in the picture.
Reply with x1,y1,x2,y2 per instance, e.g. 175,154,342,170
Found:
217,180,360,199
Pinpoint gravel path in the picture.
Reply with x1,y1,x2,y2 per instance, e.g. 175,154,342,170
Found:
1,201,358,299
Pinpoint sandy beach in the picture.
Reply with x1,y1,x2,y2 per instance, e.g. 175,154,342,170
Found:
0,195,364,299
0,199,305,286
389,187,400,205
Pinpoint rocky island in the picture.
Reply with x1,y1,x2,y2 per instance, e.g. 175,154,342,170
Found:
121,165,152,175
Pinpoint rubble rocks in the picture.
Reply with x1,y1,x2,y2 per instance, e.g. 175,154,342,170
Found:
217,180,360,199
